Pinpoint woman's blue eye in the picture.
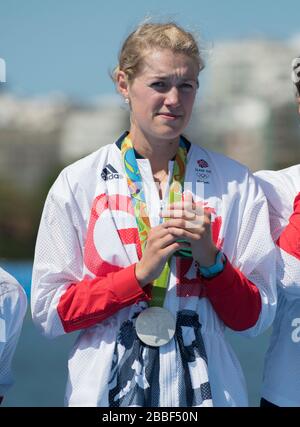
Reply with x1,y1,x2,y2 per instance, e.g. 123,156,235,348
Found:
151,82,166,89
149,81,196,92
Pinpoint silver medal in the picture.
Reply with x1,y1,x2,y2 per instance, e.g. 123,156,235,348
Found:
135,306,176,347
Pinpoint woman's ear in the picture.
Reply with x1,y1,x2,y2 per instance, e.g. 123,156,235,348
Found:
116,70,129,100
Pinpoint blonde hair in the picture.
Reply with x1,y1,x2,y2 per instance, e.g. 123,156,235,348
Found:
113,22,204,83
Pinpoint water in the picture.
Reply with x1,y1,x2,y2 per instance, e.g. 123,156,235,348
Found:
1,261,271,407
1,260,32,298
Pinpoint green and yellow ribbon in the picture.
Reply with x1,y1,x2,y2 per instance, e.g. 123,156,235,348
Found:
121,134,190,307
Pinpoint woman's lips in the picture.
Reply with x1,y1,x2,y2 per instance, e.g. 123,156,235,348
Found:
157,112,182,120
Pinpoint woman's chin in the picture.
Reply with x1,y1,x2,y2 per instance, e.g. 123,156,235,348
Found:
152,124,184,140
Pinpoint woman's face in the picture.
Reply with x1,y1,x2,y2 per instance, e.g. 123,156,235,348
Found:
118,49,199,142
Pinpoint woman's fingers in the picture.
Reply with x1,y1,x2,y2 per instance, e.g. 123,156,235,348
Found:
162,217,204,232
161,209,197,220
165,201,199,212
162,200,205,223
156,232,187,249
160,241,191,258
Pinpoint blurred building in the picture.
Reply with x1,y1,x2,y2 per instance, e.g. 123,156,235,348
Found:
187,38,300,171
0,94,69,191
1,36,300,195
206,39,297,105
0,94,128,191
59,98,128,162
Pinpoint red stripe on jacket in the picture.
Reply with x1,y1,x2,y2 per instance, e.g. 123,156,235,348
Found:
200,258,262,331
57,256,261,333
276,192,300,260
57,264,151,333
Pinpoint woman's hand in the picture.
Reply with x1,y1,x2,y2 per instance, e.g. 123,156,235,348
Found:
161,192,218,267
135,223,190,287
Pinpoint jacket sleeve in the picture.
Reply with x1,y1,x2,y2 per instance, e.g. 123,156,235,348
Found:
255,170,300,300
201,257,262,331
275,192,300,299
222,174,277,337
0,275,27,396
57,264,150,333
31,173,149,338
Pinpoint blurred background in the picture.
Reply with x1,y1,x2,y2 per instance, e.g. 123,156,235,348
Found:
0,0,299,407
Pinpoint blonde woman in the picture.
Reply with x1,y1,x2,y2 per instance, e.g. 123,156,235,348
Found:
31,21,276,407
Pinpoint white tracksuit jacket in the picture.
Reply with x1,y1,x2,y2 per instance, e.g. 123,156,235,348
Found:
0,267,27,397
31,135,277,407
255,165,300,406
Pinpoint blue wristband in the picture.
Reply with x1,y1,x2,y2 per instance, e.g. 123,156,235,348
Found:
198,251,225,278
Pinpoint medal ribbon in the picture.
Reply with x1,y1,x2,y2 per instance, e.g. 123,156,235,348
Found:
121,134,189,307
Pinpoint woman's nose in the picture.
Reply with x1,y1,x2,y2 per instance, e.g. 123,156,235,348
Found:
165,87,180,107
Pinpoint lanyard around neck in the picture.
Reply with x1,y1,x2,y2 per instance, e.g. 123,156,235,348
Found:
121,134,188,307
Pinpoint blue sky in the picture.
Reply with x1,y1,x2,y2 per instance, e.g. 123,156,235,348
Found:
0,0,299,100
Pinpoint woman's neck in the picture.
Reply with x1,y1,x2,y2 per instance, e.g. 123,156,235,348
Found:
129,128,180,174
